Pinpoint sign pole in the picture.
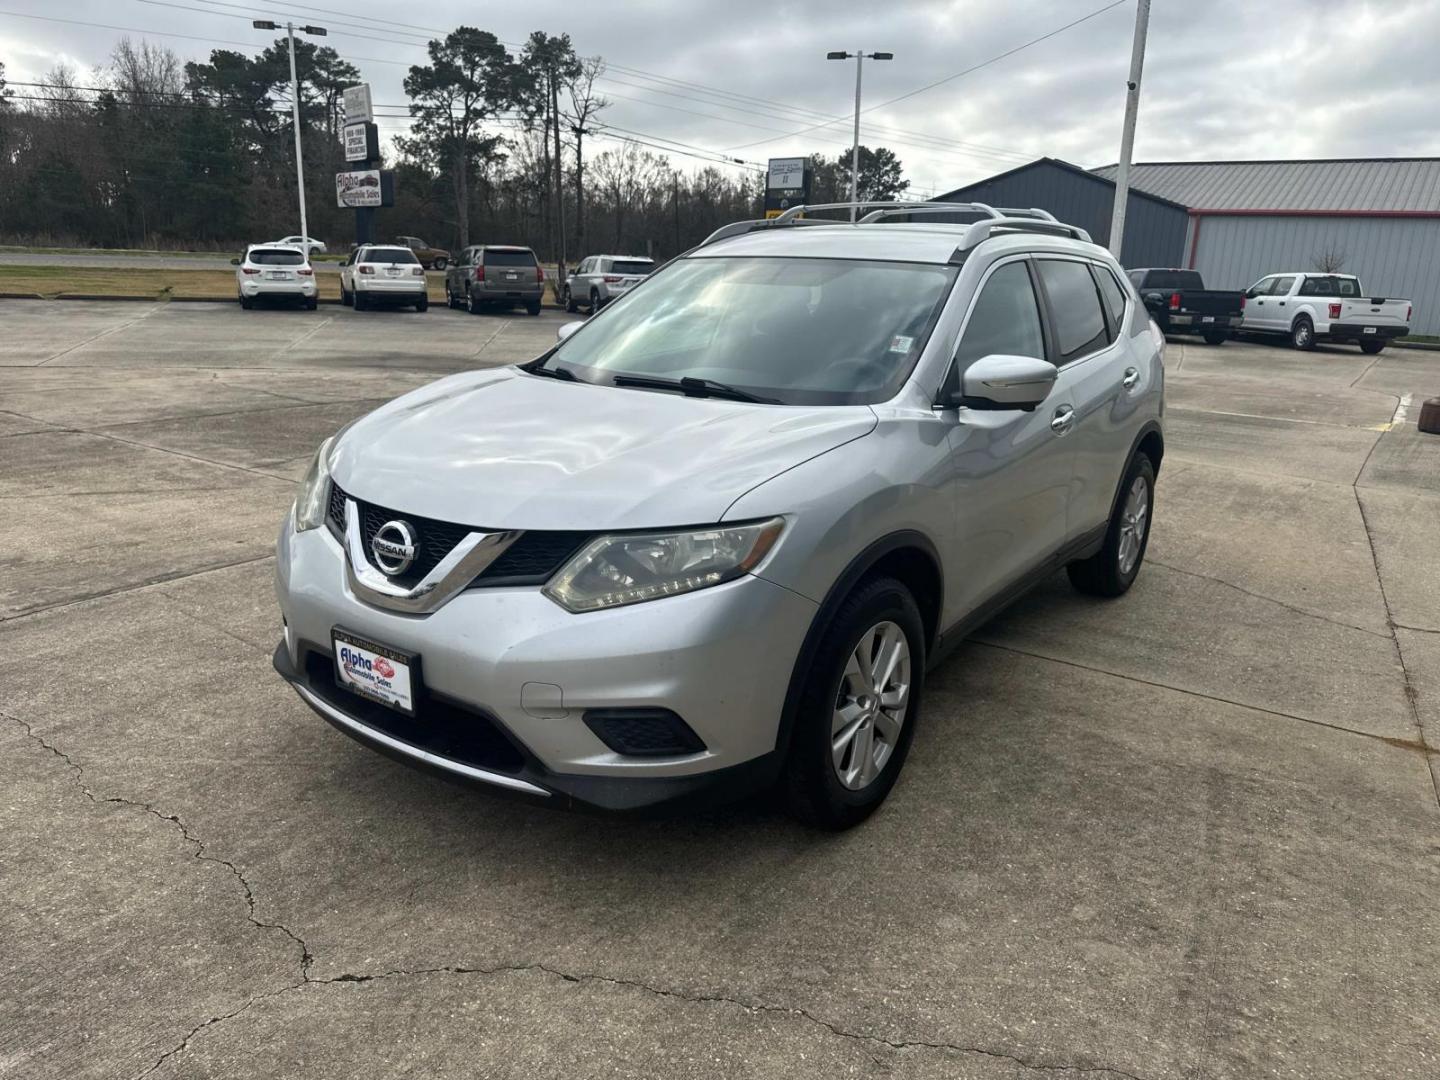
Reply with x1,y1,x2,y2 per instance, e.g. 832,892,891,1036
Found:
285,23,309,248
850,51,863,222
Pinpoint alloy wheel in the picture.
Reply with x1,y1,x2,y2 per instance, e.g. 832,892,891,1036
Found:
1117,475,1150,575
831,620,911,790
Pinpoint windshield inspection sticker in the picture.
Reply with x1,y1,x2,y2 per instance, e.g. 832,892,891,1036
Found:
889,335,915,354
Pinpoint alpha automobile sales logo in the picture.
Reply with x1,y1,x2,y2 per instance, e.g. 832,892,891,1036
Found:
373,658,395,678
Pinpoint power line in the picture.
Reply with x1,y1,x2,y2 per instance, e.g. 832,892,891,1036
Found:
725,0,1130,150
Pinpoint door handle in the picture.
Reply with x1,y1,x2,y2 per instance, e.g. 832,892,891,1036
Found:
1278,301,1286,306
1050,405,1075,436
1122,367,1140,390
1256,300,1265,305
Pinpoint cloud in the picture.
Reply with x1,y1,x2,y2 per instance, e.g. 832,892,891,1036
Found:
5,0,1439,196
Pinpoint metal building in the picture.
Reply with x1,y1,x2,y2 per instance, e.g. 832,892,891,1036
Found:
943,155,1440,335
1090,158,1440,335
937,157,1191,269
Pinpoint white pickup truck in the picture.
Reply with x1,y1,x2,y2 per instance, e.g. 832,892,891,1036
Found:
1239,272,1411,353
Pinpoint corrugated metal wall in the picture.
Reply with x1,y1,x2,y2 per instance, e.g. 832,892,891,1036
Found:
941,160,1189,268
1191,214,1440,335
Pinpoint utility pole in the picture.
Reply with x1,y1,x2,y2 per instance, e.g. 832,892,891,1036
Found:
254,20,327,247
551,62,567,289
571,123,589,248
1107,0,1151,260
827,50,893,221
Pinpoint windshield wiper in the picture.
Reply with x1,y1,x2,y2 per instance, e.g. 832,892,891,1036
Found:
521,360,577,381
610,374,776,404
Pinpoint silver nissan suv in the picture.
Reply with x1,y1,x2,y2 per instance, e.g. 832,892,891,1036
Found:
273,202,1165,829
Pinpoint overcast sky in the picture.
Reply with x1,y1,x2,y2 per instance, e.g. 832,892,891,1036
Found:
4,0,1438,196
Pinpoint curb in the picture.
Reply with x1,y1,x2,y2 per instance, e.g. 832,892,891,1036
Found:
1394,340,1440,353
55,292,162,302
0,291,44,300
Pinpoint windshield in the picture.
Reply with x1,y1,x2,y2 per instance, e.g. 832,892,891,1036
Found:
545,256,955,406
610,260,654,275
363,247,419,264
250,249,304,266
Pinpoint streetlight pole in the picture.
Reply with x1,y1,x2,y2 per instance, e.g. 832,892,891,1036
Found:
1107,0,1150,260
254,20,327,247
827,50,892,221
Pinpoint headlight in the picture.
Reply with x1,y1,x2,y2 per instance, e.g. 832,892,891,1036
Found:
543,518,784,612
292,436,334,532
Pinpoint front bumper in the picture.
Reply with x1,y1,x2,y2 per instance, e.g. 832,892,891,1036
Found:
273,517,817,811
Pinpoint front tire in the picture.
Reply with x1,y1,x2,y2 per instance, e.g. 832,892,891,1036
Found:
1291,316,1316,351
784,577,925,830
1067,452,1155,598
1360,339,1386,355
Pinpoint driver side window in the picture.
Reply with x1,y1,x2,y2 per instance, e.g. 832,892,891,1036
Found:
954,261,1047,371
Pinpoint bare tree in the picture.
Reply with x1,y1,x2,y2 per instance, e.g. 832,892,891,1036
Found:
563,56,609,251
1312,244,1347,273
592,140,668,251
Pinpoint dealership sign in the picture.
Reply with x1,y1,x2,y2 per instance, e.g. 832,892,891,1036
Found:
767,157,806,191
336,169,384,207
342,83,373,125
343,122,379,163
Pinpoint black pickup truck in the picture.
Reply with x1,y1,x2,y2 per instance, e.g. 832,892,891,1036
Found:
1126,268,1247,345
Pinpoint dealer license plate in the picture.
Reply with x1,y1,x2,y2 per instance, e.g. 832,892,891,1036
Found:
265,271,290,280
504,272,519,281
385,267,402,277
332,629,416,715
1202,316,1215,323
1363,327,1377,334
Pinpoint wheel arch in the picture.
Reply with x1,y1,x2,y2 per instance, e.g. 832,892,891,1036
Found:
772,530,944,760
1105,421,1164,526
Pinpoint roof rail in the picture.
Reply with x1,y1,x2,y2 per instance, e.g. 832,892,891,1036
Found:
953,217,1093,258
994,207,1058,222
697,216,836,247
856,203,1009,224
775,200,1001,224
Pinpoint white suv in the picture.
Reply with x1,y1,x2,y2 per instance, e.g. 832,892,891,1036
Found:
273,202,1164,828
233,245,317,310
563,255,655,312
339,245,429,312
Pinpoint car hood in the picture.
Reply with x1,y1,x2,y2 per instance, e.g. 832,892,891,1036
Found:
329,367,876,530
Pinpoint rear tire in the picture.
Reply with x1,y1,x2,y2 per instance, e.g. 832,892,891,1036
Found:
1360,339,1386,355
564,287,578,313
239,294,252,310
467,290,483,315
526,301,541,316
354,292,368,311
415,296,429,312
784,577,925,831
1202,331,1227,346
1067,453,1155,598
432,257,447,271
589,288,601,313
305,297,318,311
1291,316,1316,351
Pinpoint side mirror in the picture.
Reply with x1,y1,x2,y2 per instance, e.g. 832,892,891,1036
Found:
1245,288,1262,299
230,258,241,266
955,354,1058,411
1142,290,1164,305
556,321,583,343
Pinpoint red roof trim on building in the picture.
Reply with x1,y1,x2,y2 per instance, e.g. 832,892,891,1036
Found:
1187,208,1440,218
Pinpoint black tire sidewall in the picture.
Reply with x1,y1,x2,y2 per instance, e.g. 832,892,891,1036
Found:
787,578,926,827
1110,454,1155,590
1292,318,1315,350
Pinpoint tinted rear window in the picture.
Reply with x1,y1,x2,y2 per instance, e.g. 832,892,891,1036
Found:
363,247,419,264
610,260,654,275
1037,259,1108,361
484,250,538,267
249,249,304,266
1141,270,1203,290
1298,276,1362,297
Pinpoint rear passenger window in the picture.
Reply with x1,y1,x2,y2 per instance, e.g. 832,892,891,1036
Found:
1094,265,1128,330
1037,259,1108,361
955,261,1046,369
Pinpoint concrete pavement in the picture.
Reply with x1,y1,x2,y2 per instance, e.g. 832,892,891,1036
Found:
2,302,1439,1079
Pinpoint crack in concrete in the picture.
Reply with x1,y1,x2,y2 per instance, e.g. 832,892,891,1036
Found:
1353,493,1439,810
0,553,276,624
1147,559,1391,639
141,961,1157,1080
971,638,1417,752
2,708,315,1018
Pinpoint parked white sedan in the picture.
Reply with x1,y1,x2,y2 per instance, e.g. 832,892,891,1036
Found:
275,235,327,256
233,245,318,310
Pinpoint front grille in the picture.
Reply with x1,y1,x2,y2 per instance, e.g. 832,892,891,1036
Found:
328,482,588,589
302,649,526,775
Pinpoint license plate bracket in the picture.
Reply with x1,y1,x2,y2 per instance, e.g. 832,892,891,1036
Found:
1202,316,1215,323
1363,326,1377,334
332,628,419,715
